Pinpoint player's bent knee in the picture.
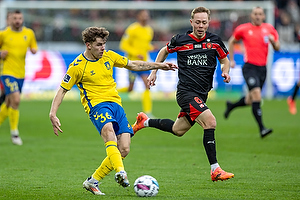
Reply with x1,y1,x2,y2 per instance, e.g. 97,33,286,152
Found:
201,117,216,129
173,129,187,137
207,121,216,129
207,117,216,129
119,147,130,157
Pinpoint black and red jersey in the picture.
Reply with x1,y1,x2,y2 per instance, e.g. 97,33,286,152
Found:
166,30,228,95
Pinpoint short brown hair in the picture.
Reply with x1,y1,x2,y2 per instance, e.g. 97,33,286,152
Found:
13,10,22,14
191,7,211,20
82,27,109,44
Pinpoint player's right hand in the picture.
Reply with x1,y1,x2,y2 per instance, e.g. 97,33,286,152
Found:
160,62,178,71
50,115,63,136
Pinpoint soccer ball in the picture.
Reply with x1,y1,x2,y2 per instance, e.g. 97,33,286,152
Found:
133,175,159,197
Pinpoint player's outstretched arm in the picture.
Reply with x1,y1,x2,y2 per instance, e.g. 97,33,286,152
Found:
126,60,177,71
49,87,68,136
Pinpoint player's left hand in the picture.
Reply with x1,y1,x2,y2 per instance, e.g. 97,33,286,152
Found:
222,72,231,83
0,50,8,59
147,70,157,88
268,34,275,43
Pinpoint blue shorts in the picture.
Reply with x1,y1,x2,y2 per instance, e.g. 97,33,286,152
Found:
129,70,150,83
129,70,150,77
0,76,24,95
89,102,134,136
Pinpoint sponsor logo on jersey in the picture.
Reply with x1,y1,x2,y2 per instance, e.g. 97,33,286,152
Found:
187,54,208,66
178,44,194,51
194,44,202,49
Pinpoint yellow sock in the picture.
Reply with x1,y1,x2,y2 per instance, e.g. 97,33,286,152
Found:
105,141,124,173
0,103,9,125
92,156,125,181
92,156,113,181
8,107,19,131
117,87,128,93
142,90,152,114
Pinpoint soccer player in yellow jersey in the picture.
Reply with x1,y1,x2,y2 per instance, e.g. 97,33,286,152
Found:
49,27,177,195
0,10,38,145
119,10,154,117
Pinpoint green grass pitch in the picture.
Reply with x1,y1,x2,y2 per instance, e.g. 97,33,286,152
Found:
0,98,299,199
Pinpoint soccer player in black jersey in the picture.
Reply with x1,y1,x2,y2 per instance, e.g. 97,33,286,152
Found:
132,6,234,182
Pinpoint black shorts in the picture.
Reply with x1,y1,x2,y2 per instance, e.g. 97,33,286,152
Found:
242,63,266,91
176,90,209,126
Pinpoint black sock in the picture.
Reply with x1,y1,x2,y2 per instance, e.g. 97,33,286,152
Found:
149,119,175,134
252,102,264,131
232,96,246,109
203,129,217,165
292,84,299,100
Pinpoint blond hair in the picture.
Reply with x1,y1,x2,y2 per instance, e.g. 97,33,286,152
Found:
191,7,211,20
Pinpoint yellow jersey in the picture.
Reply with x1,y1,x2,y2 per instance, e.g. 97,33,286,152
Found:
119,22,154,61
60,50,128,114
0,26,38,78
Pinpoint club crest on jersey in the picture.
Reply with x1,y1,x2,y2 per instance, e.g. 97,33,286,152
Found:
206,42,212,49
63,74,71,83
104,61,111,70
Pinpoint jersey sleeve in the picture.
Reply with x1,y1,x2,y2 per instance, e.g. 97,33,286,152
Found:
232,24,244,41
215,35,229,59
166,34,180,53
107,50,128,68
29,29,38,51
269,24,279,42
60,63,82,91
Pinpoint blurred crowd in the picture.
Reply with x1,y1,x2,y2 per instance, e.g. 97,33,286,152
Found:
1,0,299,47
275,0,300,44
